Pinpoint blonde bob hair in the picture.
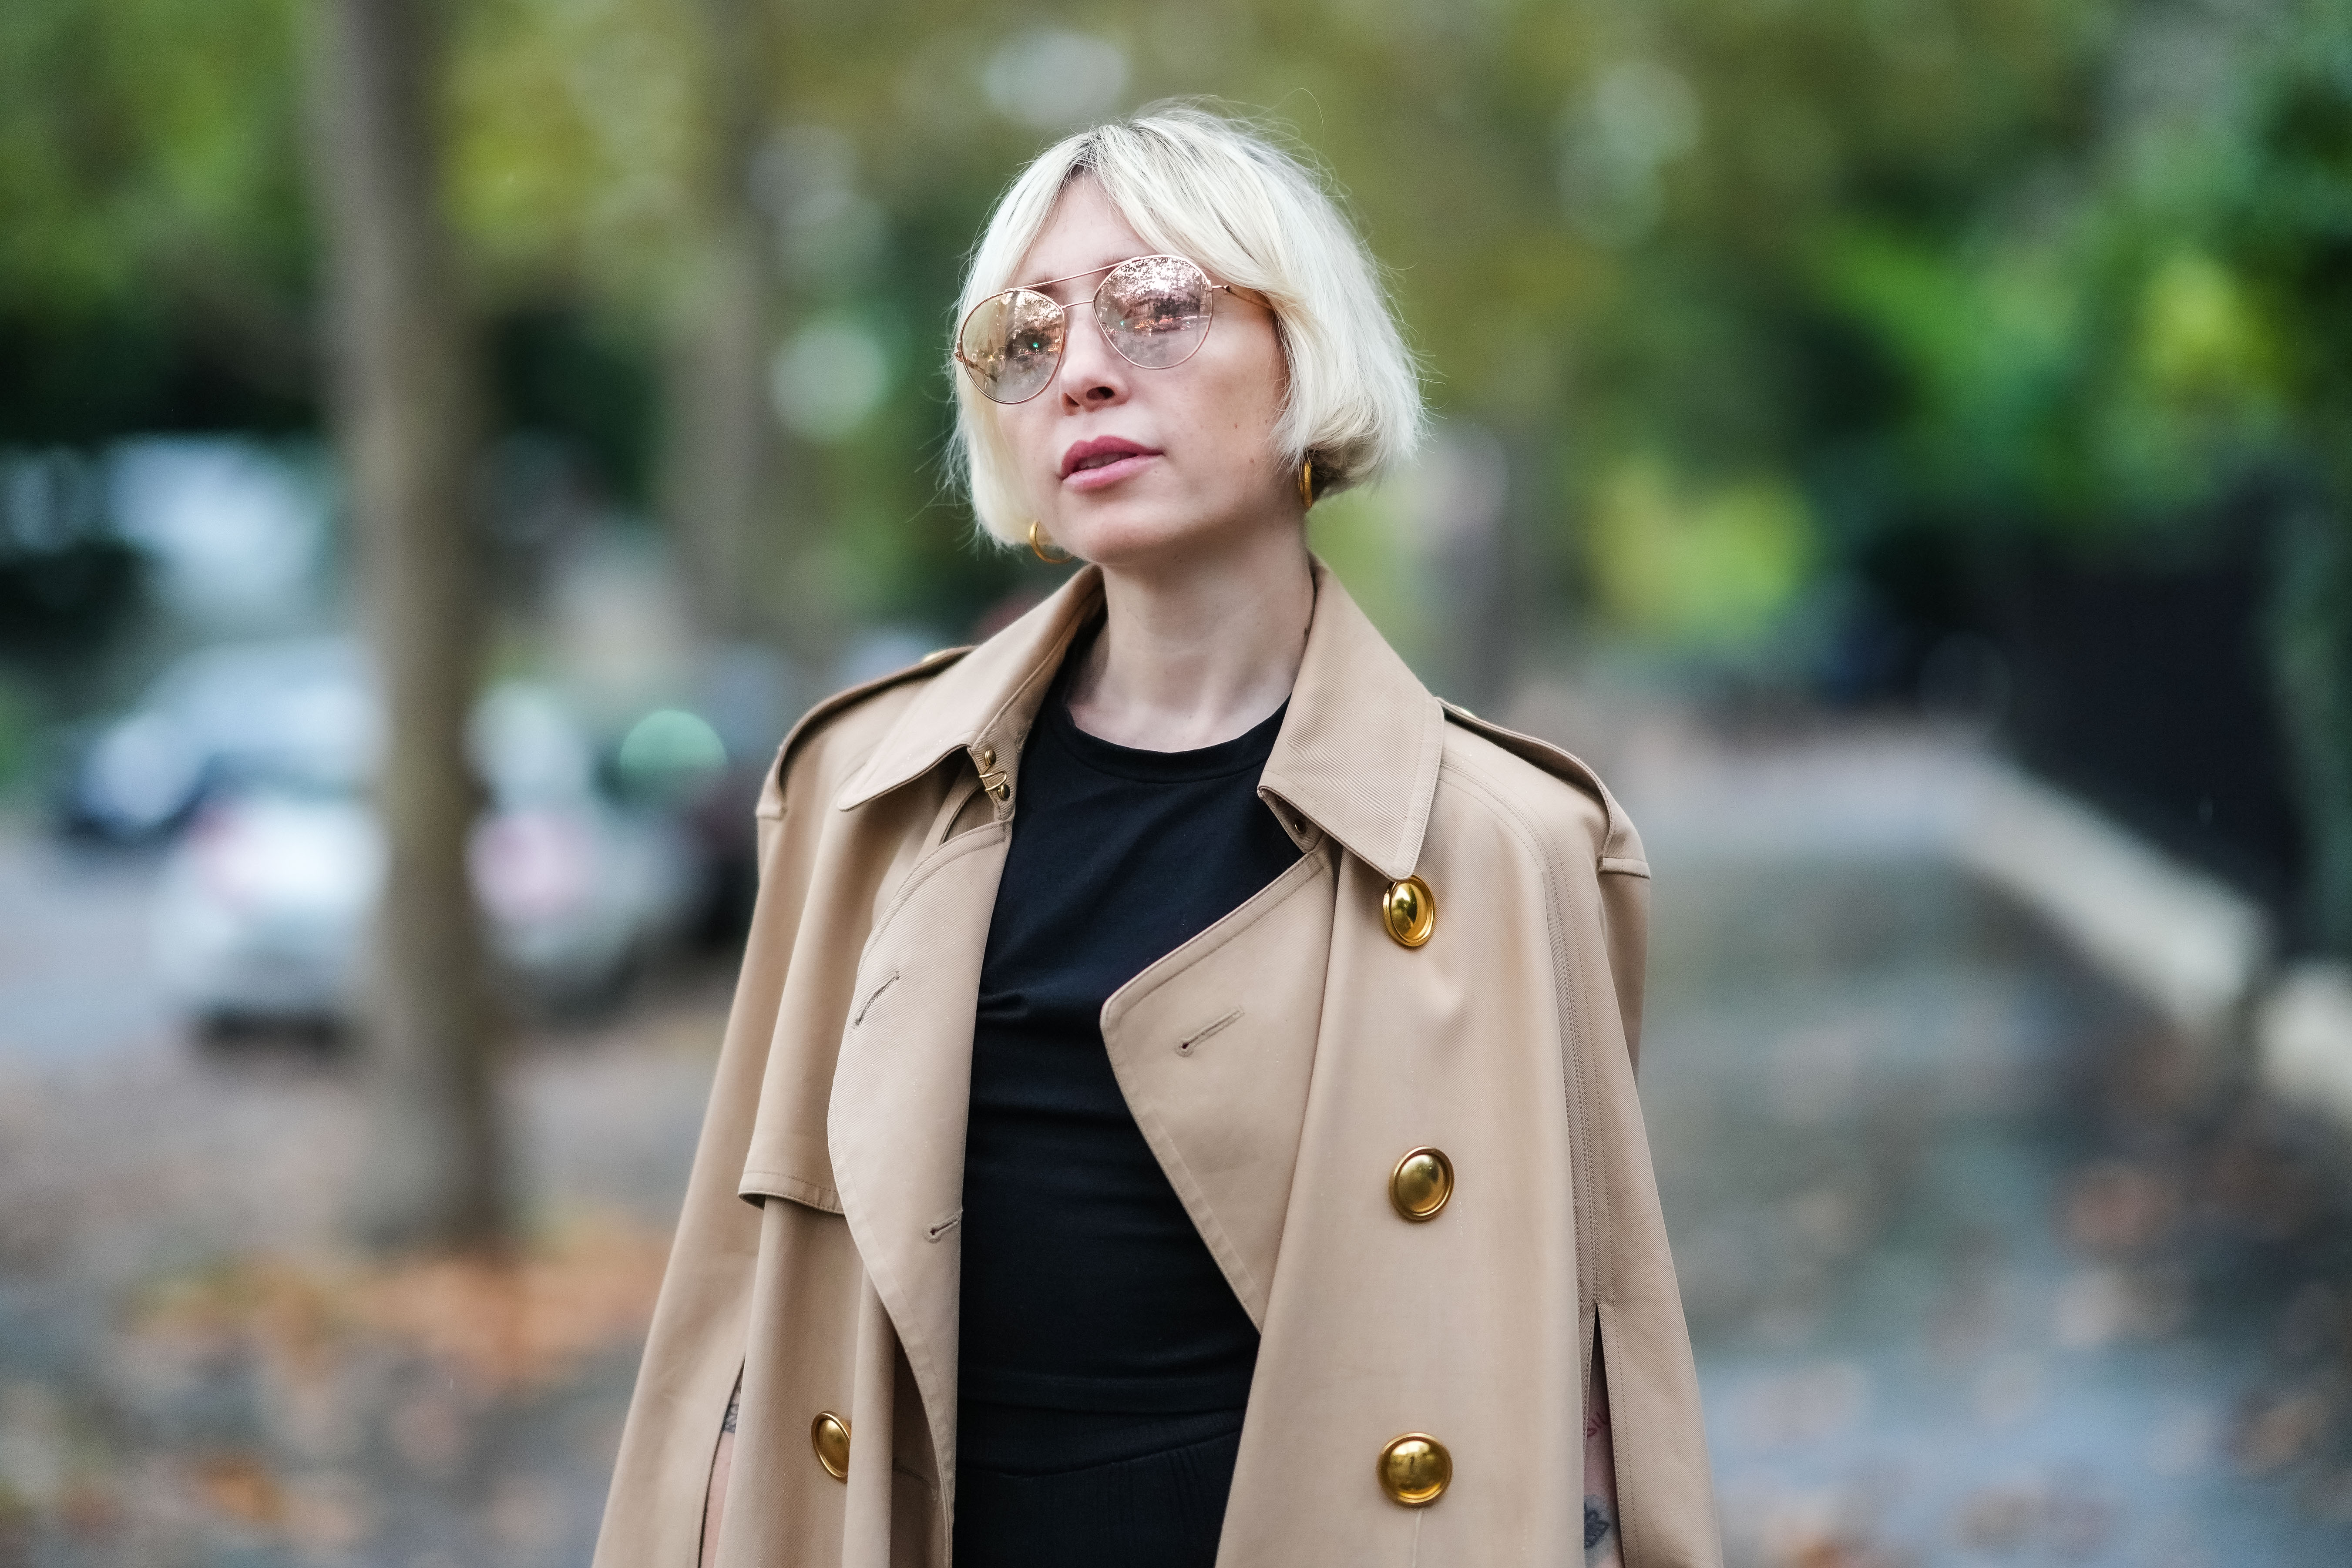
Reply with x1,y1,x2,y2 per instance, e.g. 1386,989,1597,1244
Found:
949,105,1425,546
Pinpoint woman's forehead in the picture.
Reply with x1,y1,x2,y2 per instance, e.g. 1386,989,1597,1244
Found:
1015,179,1154,294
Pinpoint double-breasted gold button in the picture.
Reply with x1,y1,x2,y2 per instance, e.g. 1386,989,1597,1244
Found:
1389,1146,1454,1221
811,1410,851,1481
1382,876,1435,947
1377,1432,1452,1506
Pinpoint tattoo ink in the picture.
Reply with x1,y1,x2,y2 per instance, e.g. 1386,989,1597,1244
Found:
1585,1497,1615,1556
720,1393,741,1435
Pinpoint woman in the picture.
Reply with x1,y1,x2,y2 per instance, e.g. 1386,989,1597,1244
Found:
595,107,1719,1568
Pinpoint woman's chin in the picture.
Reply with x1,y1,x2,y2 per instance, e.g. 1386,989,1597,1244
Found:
1054,501,1282,571
1054,510,1196,567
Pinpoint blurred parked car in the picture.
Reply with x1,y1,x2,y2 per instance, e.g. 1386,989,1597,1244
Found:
129,647,700,1028
63,637,378,841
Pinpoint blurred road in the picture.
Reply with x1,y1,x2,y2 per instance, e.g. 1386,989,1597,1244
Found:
1609,720,2352,1567
3,712,2352,1564
0,816,720,1567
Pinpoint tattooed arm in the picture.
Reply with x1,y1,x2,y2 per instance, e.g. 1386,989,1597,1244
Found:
699,1380,741,1568
1585,1350,1623,1568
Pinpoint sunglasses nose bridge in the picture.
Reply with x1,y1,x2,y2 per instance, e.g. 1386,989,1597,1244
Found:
1048,286,1135,394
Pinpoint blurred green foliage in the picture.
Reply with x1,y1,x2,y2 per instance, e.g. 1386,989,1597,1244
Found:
1589,459,1818,648
0,0,313,436
1,0,2347,637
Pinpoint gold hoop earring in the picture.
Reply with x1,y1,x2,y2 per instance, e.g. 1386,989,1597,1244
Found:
1027,520,1072,564
1298,455,1318,510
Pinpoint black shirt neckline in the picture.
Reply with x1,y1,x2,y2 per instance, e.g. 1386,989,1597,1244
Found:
1039,636,1290,787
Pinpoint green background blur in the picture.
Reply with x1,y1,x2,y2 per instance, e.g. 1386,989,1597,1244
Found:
5,0,2352,939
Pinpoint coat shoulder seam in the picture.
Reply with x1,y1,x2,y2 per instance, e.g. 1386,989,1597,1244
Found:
1437,725,1622,877
1439,704,1647,873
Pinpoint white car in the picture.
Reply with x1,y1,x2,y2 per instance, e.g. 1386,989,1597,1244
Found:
151,685,698,1028
70,638,377,840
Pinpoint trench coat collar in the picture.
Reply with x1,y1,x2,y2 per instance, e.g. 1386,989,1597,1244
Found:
834,556,1446,881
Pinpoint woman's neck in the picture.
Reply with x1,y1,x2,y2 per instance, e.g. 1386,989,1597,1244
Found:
1063,524,1314,752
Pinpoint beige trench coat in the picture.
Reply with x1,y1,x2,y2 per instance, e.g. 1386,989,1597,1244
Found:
593,561,1721,1568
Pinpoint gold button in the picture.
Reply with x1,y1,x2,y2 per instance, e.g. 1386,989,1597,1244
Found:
1389,1146,1454,1221
811,1410,851,1481
1377,1432,1452,1506
987,777,1011,802
1382,877,1435,947
978,746,996,769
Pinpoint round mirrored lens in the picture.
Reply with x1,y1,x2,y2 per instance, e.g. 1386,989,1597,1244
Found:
1096,256,1214,370
959,289,1063,403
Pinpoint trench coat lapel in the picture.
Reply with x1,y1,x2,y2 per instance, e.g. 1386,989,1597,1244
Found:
1098,845,1338,1326
824,822,1007,1501
820,573,1103,1495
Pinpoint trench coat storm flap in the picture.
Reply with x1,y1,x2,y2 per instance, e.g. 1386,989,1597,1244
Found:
592,560,1722,1568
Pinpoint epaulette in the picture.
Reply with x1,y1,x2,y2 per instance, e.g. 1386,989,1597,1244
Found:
772,646,972,793
1440,701,1648,876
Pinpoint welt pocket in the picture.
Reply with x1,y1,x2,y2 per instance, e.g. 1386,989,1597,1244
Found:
852,970,900,1026
1176,1008,1243,1055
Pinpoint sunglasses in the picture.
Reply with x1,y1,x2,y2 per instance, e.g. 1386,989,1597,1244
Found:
954,254,1236,405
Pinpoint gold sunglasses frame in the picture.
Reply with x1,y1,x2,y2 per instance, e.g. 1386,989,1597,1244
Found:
953,254,1236,405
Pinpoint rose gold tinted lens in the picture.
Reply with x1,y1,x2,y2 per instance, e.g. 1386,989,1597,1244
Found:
1095,256,1214,369
959,289,1063,403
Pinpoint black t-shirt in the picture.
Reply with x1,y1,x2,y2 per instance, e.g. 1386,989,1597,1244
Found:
957,652,1301,1454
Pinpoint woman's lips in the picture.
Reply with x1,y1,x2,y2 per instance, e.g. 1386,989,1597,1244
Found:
1062,452,1158,491
1058,435,1162,489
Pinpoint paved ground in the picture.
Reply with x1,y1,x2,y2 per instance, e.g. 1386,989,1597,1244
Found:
2,708,2351,1565
0,829,723,1566
1581,704,2352,1568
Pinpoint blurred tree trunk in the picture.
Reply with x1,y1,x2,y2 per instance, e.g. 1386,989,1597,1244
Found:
2271,500,2352,958
659,0,786,643
311,0,507,1247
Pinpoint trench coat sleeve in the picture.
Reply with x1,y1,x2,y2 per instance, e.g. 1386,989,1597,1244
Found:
1577,826,1720,1567
1441,713,1720,1565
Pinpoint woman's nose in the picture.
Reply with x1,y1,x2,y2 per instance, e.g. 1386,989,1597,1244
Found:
1055,305,1129,409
